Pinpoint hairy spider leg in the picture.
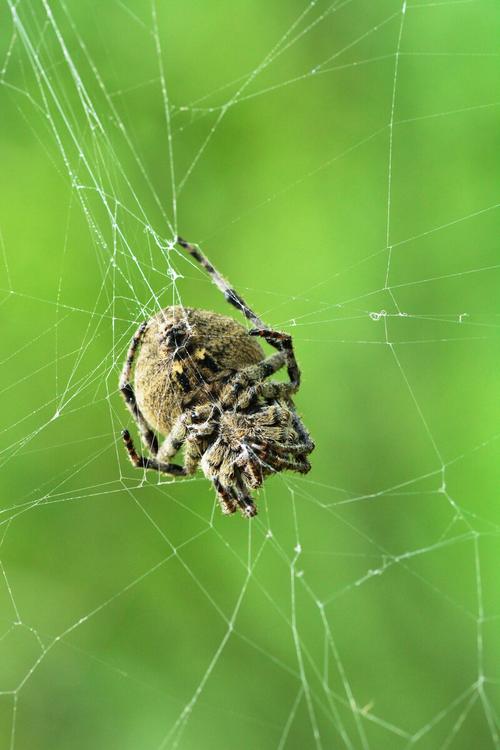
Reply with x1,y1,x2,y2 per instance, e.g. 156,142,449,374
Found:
120,326,198,477
122,429,187,476
213,478,238,515
220,351,288,408
176,236,265,328
248,328,300,388
233,469,258,517
119,321,159,455
176,237,301,387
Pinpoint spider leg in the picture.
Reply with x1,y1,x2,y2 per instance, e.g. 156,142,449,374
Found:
224,467,256,517
156,417,187,462
213,469,257,518
233,481,258,517
176,236,264,328
220,352,288,408
213,479,238,515
182,435,212,478
176,236,301,388
252,439,315,456
256,381,297,400
119,321,159,455
176,237,300,388
176,237,300,412
122,430,187,476
262,452,311,475
230,351,286,387
234,380,299,410
248,328,300,388
239,449,264,490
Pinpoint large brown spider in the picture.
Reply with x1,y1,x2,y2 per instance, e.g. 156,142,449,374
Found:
119,237,314,518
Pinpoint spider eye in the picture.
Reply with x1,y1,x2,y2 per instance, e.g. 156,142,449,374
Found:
160,321,190,348
191,409,208,424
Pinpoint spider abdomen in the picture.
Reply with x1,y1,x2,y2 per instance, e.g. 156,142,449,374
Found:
133,306,264,435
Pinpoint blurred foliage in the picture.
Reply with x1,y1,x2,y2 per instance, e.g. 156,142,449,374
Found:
0,0,500,748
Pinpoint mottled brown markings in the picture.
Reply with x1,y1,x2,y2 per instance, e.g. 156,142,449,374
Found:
119,239,313,518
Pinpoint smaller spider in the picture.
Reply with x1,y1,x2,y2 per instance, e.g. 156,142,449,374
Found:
120,237,314,518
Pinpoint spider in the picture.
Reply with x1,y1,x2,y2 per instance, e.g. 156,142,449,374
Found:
119,237,314,518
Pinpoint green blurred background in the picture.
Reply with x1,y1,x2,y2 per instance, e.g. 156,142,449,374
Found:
1,1,499,748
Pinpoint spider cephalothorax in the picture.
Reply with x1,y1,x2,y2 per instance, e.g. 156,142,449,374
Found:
120,238,314,518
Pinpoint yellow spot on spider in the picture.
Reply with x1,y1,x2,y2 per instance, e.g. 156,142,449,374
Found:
172,361,184,374
194,347,207,359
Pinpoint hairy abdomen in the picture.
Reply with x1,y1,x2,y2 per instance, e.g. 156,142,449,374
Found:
134,306,264,435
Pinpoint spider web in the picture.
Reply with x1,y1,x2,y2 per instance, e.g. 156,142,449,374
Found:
1,0,500,748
